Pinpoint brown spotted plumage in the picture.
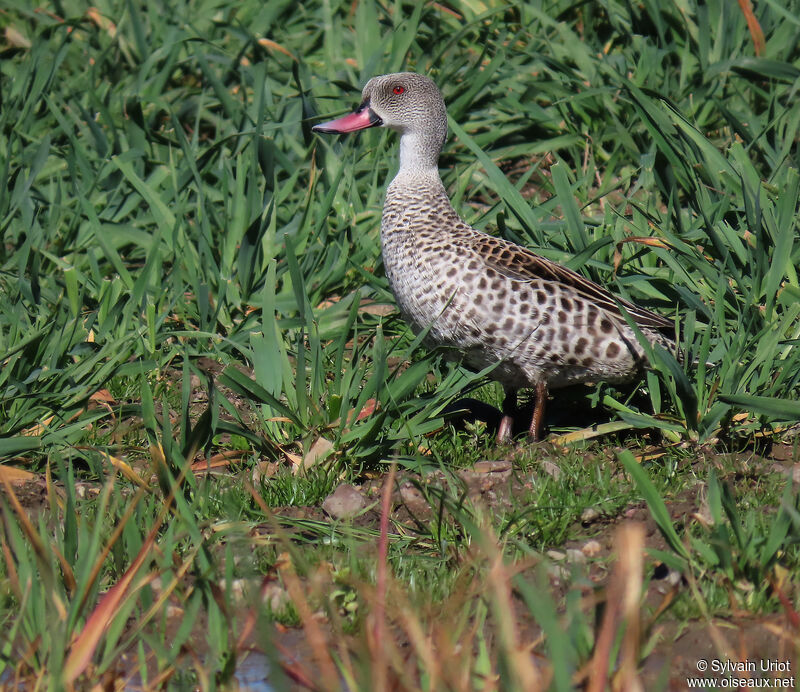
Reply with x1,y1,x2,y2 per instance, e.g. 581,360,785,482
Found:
313,73,677,442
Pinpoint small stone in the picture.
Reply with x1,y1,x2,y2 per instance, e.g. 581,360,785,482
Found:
399,483,433,519
322,484,366,519
546,550,566,561
166,605,184,619
75,484,86,499
581,540,602,557
565,548,586,564
227,578,247,601
472,460,512,474
262,583,291,614
540,459,561,480
694,498,714,527
547,563,568,582
458,460,512,494
581,507,600,523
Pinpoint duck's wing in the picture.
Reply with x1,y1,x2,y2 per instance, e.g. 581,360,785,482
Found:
467,233,675,332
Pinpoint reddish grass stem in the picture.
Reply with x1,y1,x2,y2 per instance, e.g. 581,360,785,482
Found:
373,462,397,692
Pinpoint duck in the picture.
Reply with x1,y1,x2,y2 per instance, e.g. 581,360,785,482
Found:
312,72,677,442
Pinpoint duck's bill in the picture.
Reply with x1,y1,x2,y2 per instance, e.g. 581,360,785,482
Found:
312,105,382,134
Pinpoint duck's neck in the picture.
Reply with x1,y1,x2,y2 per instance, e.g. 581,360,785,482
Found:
398,130,441,172
385,129,461,231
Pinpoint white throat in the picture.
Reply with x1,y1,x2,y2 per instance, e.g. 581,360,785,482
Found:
397,131,441,174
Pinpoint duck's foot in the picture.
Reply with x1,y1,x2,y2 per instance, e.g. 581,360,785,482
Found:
496,383,550,443
527,382,549,442
497,415,514,444
495,387,518,445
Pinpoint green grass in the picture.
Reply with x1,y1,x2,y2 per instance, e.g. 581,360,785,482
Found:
1,0,800,688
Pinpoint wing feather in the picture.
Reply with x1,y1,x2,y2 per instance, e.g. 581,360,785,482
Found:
466,234,674,332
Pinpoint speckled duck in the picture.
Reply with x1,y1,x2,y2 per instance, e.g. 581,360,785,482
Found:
313,72,676,442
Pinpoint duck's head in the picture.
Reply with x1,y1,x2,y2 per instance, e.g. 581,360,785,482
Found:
313,73,447,162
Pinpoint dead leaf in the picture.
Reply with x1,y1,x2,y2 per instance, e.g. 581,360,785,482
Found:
299,437,334,473
252,461,279,485
471,460,512,474
0,464,37,484
190,450,247,474
358,300,394,316
353,398,378,422
86,8,117,38
316,295,341,310
257,38,296,61
432,3,462,19
549,421,634,446
90,389,115,404
104,454,150,489
22,415,55,437
5,26,31,49
613,236,672,275
737,0,765,55
63,501,159,684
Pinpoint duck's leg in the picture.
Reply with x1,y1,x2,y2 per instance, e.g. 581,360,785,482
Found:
497,387,517,444
528,381,548,442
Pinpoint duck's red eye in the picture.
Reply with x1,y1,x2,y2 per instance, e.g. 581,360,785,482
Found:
393,85,405,95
